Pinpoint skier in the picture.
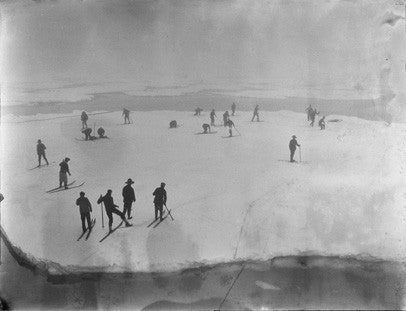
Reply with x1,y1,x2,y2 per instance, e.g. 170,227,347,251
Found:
223,111,229,127
251,105,259,122
305,104,313,121
97,127,107,138
122,178,136,219
123,108,130,124
210,109,217,126
153,182,167,221
202,123,211,134
231,102,236,116
226,119,235,137
76,191,92,233
319,116,326,130
81,127,96,140
194,107,203,116
81,111,88,129
36,139,49,167
169,120,177,128
59,158,71,189
97,190,132,233
289,135,301,162
310,109,319,127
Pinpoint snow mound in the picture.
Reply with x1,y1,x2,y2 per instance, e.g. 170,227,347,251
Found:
1,110,406,273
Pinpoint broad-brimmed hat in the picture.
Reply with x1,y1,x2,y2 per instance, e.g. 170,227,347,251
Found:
292,135,297,138
125,178,134,184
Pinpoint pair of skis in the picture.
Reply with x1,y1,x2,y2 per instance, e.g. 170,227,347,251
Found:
46,180,85,193
147,205,174,228
77,218,96,241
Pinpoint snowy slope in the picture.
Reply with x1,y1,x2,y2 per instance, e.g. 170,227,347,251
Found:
1,110,406,273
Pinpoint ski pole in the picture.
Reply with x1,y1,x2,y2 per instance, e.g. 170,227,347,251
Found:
299,146,302,162
164,204,174,221
100,201,104,228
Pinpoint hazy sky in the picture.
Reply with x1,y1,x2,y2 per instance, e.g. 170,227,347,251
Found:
0,0,404,103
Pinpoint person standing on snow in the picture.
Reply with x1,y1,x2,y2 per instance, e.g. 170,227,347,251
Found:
36,139,49,167
76,191,92,233
310,109,319,127
226,119,235,137
231,102,236,116
251,105,260,122
122,178,136,219
223,111,229,127
123,108,131,124
98,189,132,233
59,158,71,189
289,135,301,162
153,182,167,221
305,104,313,121
210,109,216,126
81,111,88,129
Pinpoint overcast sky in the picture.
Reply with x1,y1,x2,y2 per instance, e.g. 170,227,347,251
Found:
0,0,404,102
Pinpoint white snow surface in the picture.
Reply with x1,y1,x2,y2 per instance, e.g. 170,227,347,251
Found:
1,110,406,273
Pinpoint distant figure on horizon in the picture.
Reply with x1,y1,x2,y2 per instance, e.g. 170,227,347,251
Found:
169,120,178,128
305,105,313,121
122,178,136,220
210,109,216,126
223,111,229,127
153,182,167,221
226,119,235,137
123,108,130,124
36,139,49,167
289,135,301,162
98,190,132,233
59,157,71,189
81,111,88,129
194,107,203,116
231,102,236,116
76,191,92,233
251,105,259,122
202,123,211,134
319,116,326,130
310,109,319,127
97,127,107,138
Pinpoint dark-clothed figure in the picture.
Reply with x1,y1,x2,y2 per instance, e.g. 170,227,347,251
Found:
97,190,132,232
251,105,259,122
210,109,216,126
59,158,71,189
194,107,203,116
310,109,319,127
223,111,229,127
231,103,236,116
97,127,106,138
319,116,326,130
36,139,49,167
226,119,235,137
306,105,313,121
81,111,88,129
153,183,167,221
0,193,4,202
202,123,211,134
82,128,93,140
76,191,92,233
122,178,136,219
289,135,301,162
123,108,130,124
169,120,177,128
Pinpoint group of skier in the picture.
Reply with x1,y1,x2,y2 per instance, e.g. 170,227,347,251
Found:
76,180,167,234
306,104,326,130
